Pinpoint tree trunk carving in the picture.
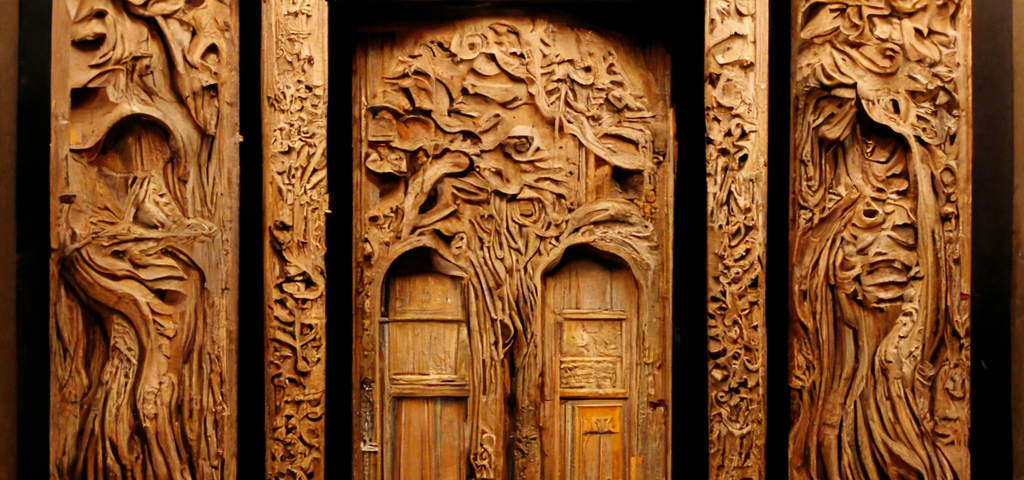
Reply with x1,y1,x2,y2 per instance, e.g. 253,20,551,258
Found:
788,1,972,478
353,17,674,480
262,1,328,478
49,0,239,479
705,0,769,478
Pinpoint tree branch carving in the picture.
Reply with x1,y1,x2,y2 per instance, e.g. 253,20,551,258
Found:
263,1,328,479
354,18,673,480
50,0,239,479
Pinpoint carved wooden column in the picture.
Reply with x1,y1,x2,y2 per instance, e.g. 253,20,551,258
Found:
262,0,328,478
49,0,240,478
705,0,768,478
353,18,674,480
788,1,972,478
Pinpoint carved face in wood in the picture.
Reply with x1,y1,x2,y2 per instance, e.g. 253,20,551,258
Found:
790,1,969,478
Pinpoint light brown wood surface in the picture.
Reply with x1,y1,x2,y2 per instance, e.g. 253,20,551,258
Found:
49,0,240,478
262,1,329,479
788,1,972,478
704,0,769,478
352,17,674,480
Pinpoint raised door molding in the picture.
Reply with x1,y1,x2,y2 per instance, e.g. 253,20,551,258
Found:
49,0,240,478
705,0,769,478
788,1,972,478
352,17,674,480
262,0,329,478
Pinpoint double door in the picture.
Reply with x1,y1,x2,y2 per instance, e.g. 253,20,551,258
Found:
352,15,673,480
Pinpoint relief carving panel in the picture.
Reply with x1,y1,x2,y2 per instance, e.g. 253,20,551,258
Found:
262,0,328,478
705,0,769,477
353,17,674,480
789,1,972,478
49,0,239,478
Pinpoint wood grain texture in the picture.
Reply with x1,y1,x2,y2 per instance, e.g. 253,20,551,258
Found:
788,0,972,478
704,0,769,478
49,0,240,478
262,0,328,478
353,17,674,480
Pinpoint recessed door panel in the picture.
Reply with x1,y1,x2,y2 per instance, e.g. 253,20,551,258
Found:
564,402,626,480
544,252,637,480
393,397,468,480
384,259,470,478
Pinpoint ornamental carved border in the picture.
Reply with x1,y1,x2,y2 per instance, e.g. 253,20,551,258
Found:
352,17,674,480
49,0,240,478
262,1,328,478
705,0,769,478
789,1,972,478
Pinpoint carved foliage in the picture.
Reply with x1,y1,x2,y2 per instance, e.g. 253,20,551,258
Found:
354,19,672,480
50,0,238,479
263,0,328,478
789,1,971,478
705,0,768,478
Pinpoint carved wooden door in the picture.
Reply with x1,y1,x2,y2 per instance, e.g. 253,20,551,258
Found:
352,17,673,480
542,252,639,480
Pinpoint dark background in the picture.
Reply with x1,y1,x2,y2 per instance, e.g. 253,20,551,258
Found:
14,0,1014,478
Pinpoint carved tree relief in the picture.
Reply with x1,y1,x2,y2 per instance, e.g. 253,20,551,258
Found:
353,18,674,480
49,0,239,479
262,0,328,479
705,0,768,478
789,1,972,478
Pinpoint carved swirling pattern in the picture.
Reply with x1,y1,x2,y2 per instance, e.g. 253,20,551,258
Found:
356,19,666,479
705,0,767,478
789,1,970,478
264,0,328,478
51,0,235,479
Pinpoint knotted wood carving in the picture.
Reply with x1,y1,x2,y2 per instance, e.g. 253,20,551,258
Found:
353,18,674,480
262,0,328,478
705,0,768,478
49,0,239,478
789,1,972,478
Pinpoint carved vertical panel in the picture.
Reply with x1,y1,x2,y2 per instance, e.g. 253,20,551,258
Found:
262,0,328,478
353,18,674,480
49,0,240,478
789,1,972,479
704,0,769,478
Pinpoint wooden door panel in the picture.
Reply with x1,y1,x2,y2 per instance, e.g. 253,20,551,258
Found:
389,272,466,320
387,322,469,381
353,17,673,479
560,316,626,395
385,261,471,478
564,402,626,480
393,397,468,480
545,253,637,479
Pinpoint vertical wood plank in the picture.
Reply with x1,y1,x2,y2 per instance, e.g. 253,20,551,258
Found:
263,1,329,478
788,0,972,478
704,0,769,477
50,0,240,477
